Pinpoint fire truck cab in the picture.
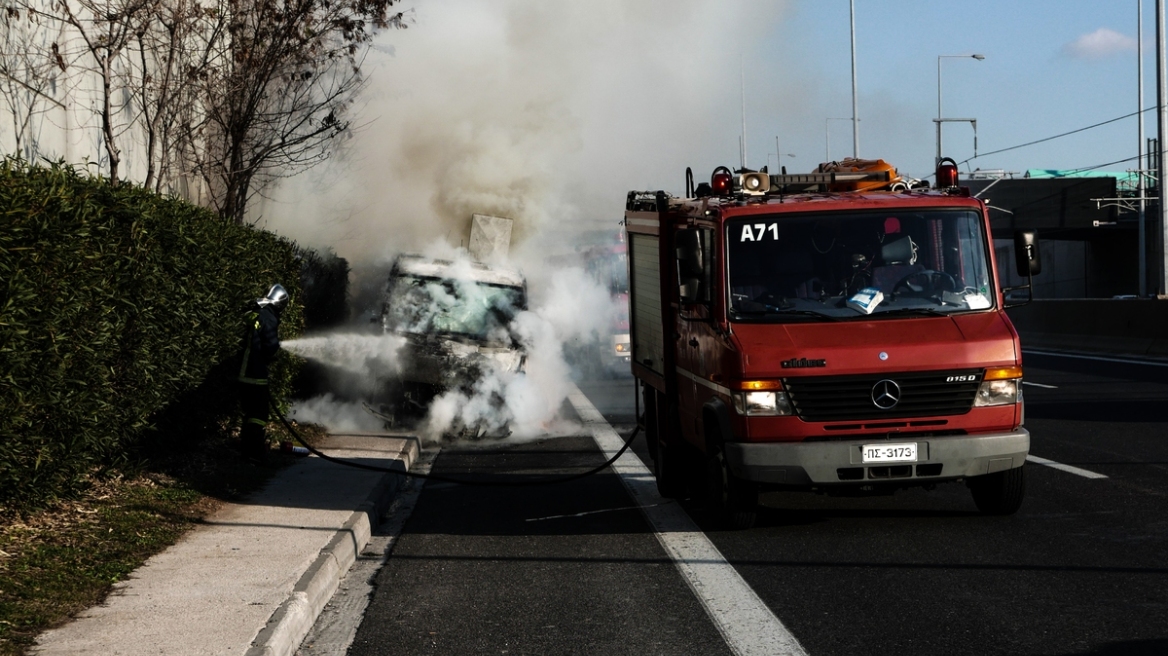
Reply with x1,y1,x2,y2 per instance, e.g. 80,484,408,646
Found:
626,159,1039,528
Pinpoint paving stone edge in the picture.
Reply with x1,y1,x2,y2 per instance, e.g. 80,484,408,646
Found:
244,439,418,656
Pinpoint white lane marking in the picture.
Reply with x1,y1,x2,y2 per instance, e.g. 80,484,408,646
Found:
525,503,664,522
1026,455,1109,480
568,387,808,656
1023,348,1168,368
1022,381,1058,389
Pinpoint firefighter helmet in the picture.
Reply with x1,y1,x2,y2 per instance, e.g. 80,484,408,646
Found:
258,283,290,313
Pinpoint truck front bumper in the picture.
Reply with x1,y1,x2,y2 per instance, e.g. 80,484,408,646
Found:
724,429,1029,486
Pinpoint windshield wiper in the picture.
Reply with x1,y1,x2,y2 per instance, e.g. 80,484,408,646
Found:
868,306,951,317
732,307,841,321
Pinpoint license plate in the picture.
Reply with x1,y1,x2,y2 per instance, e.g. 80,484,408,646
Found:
861,442,918,463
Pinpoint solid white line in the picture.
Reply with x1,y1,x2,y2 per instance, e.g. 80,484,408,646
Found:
1021,381,1058,389
1022,348,1168,368
568,387,808,656
1026,455,1109,480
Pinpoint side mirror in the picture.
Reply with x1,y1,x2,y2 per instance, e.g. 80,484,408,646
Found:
1014,229,1041,277
676,229,710,304
1004,230,1040,308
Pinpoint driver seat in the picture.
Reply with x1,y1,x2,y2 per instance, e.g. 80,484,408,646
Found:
870,235,923,294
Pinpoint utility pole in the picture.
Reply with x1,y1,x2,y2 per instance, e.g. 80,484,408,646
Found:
1140,0,1148,296
1159,0,1168,294
740,57,748,170
849,0,859,158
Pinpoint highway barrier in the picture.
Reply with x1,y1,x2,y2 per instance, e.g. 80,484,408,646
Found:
1006,299,1168,359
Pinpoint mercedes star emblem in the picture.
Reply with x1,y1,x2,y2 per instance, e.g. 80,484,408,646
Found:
871,379,901,410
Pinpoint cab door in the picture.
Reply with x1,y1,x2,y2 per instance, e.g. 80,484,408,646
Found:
674,226,714,449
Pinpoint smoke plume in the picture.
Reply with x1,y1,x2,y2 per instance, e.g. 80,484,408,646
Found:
260,1,789,260
262,1,790,440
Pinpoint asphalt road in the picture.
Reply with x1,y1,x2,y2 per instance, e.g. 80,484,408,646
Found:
335,353,1168,656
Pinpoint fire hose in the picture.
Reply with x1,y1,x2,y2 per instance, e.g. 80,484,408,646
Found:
270,400,641,487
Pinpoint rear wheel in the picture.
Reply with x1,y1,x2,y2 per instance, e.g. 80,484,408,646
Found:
642,385,659,463
655,438,688,499
969,465,1026,515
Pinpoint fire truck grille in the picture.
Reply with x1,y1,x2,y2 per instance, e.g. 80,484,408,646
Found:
782,369,983,422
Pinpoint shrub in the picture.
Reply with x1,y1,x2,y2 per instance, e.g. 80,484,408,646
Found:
297,246,350,331
0,159,303,512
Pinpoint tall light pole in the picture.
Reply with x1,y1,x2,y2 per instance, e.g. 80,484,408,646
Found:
740,57,748,170
771,136,795,172
826,117,853,160
849,0,859,157
1139,0,1147,296
937,54,985,166
1158,0,1168,294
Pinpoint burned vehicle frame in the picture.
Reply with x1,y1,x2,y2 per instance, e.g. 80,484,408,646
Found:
379,254,528,434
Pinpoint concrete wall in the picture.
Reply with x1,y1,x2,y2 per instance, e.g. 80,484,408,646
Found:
1006,299,1168,358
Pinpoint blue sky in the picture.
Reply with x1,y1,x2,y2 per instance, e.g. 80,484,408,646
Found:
269,1,1157,254
750,1,1149,180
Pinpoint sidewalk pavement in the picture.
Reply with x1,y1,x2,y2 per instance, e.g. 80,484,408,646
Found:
32,432,419,656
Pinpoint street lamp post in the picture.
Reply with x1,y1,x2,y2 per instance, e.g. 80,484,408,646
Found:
850,0,859,157
937,54,985,166
770,136,795,172
826,117,854,161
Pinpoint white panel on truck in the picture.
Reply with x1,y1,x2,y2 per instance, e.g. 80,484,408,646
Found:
630,233,664,375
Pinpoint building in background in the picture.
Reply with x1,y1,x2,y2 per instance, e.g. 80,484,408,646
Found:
967,169,1157,298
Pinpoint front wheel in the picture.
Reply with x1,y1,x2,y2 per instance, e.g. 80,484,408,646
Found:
707,449,758,530
968,465,1026,515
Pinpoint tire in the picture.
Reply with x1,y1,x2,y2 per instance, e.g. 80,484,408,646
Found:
643,386,659,462
703,416,758,530
706,450,758,530
656,437,688,499
969,465,1026,515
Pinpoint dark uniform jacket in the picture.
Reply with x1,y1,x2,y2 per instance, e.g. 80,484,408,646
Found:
239,305,281,384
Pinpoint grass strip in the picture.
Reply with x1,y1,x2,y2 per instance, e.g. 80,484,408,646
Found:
0,422,327,655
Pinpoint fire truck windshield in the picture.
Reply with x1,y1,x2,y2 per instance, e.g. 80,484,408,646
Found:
726,209,993,322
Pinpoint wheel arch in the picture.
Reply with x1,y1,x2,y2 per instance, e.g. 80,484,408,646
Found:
702,397,735,455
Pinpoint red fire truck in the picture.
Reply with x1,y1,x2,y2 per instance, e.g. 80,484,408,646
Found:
626,158,1040,528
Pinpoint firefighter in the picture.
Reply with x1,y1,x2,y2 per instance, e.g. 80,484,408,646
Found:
238,284,289,461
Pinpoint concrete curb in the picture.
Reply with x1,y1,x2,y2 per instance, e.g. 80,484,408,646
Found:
245,439,419,656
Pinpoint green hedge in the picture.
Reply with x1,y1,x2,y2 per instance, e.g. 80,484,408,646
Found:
297,246,350,331
0,159,303,512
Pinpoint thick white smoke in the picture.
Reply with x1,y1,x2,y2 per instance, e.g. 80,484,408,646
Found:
260,1,790,259
419,260,622,442
260,1,790,441
287,394,386,433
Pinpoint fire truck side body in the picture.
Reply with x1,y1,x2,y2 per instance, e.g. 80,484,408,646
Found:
626,165,1031,524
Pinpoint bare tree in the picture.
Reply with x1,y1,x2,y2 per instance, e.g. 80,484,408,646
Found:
191,0,406,223
7,0,405,207
128,0,206,192
0,2,63,159
21,0,160,184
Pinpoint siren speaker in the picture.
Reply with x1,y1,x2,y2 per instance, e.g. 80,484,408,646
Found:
740,172,771,194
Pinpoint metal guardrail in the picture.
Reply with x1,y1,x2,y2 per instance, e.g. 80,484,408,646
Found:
1006,299,1168,358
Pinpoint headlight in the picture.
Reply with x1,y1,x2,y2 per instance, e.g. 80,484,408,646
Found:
974,379,1018,406
614,342,629,353
732,391,793,416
